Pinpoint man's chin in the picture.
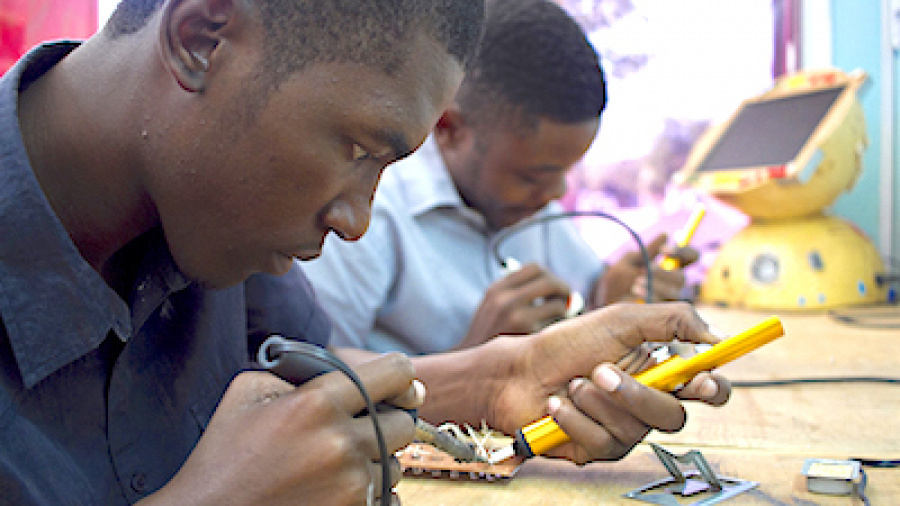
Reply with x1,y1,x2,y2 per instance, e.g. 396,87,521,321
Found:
187,268,252,290
175,250,320,289
167,256,239,290
494,210,540,230
176,256,259,289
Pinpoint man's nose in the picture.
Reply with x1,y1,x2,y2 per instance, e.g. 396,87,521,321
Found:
541,176,567,202
323,198,372,242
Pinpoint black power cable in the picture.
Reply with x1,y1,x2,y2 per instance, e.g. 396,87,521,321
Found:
489,210,654,303
734,376,899,504
827,307,900,329
257,335,394,506
732,376,900,388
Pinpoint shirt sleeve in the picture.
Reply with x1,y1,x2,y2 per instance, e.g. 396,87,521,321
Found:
299,209,399,350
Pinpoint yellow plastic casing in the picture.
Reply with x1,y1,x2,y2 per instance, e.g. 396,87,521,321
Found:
633,316,783,390
518,316,784,456
660,204,706,271
699,215,887,310
520,416,573,455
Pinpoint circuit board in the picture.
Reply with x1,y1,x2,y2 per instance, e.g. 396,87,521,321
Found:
398,442,524,481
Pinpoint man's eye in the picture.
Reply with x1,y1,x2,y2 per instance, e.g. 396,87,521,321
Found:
351,143,371,162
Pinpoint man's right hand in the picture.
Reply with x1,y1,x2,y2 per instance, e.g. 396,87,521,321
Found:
593,234,699,306
457,263,572,349
141,353,420,506
484,302,731,465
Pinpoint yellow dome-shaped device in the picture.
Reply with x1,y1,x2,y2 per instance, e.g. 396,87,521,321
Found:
675,69,887,310
701,215,885,309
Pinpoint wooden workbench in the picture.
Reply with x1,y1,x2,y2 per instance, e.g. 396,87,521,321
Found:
396,307,900,505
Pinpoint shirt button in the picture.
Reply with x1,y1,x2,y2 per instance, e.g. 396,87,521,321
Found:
130,472,148,493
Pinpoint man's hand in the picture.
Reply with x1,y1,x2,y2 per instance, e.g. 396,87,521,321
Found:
457,263,572,349
485,302,730,464
593,234,699,306
143,354,422,506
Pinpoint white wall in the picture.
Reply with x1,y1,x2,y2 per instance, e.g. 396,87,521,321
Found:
98,0,119,27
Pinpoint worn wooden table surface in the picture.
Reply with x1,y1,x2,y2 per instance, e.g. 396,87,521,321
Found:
396,306,900,505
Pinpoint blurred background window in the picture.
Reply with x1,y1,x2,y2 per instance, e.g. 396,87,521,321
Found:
553,0,796,289
1,0,98,74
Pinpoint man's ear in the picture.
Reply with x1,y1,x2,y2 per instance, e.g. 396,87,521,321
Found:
159,0,234,92
434,105,478,175
433,106,469,151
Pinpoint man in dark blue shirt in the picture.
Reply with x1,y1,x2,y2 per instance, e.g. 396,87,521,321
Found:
1,0,730,504
0,1,483,504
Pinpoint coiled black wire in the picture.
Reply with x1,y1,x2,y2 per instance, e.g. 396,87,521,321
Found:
489,210,654,303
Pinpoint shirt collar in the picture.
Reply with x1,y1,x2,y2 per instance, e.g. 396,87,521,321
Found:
386,136,557,234
0,42,133,388
391,136,467,216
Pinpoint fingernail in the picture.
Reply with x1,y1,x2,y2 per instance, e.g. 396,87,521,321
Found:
547,395,562,414
412,379,427,403
594,364,621,392
700,377,718,398
568,377,586,396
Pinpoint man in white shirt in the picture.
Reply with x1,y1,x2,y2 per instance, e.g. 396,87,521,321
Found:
303,0,695,354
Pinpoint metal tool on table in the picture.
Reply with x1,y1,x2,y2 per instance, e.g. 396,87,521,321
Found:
502,257,585,319
487,316,785,464
623,443,758,505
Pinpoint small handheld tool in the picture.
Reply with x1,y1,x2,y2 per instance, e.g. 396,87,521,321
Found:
503,257,585,318
487,316,785,464
660,203,706,271
257,335,487,463
412,419,488,463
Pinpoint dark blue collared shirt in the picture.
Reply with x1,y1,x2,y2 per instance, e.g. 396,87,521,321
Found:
0,43,331,505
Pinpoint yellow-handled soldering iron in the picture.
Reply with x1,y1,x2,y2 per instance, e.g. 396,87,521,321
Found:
488,316,785,463
659,204,706,271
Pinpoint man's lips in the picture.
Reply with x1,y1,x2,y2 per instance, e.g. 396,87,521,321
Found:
281,249,322,262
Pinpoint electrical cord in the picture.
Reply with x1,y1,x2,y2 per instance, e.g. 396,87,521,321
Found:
733,380,898,505
827,307,900,329
732,376,900,388
818,255,900,327
257,336,393,506
849,457,900,505
855,468,870,506
489,210,654,303
850,458,900,468
876,273,900,284
876,255,900,304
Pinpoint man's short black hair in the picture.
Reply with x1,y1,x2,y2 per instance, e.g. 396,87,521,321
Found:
457,0,606,132
105,0,484,76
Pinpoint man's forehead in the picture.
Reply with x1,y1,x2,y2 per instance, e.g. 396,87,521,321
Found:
263,31,462,148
